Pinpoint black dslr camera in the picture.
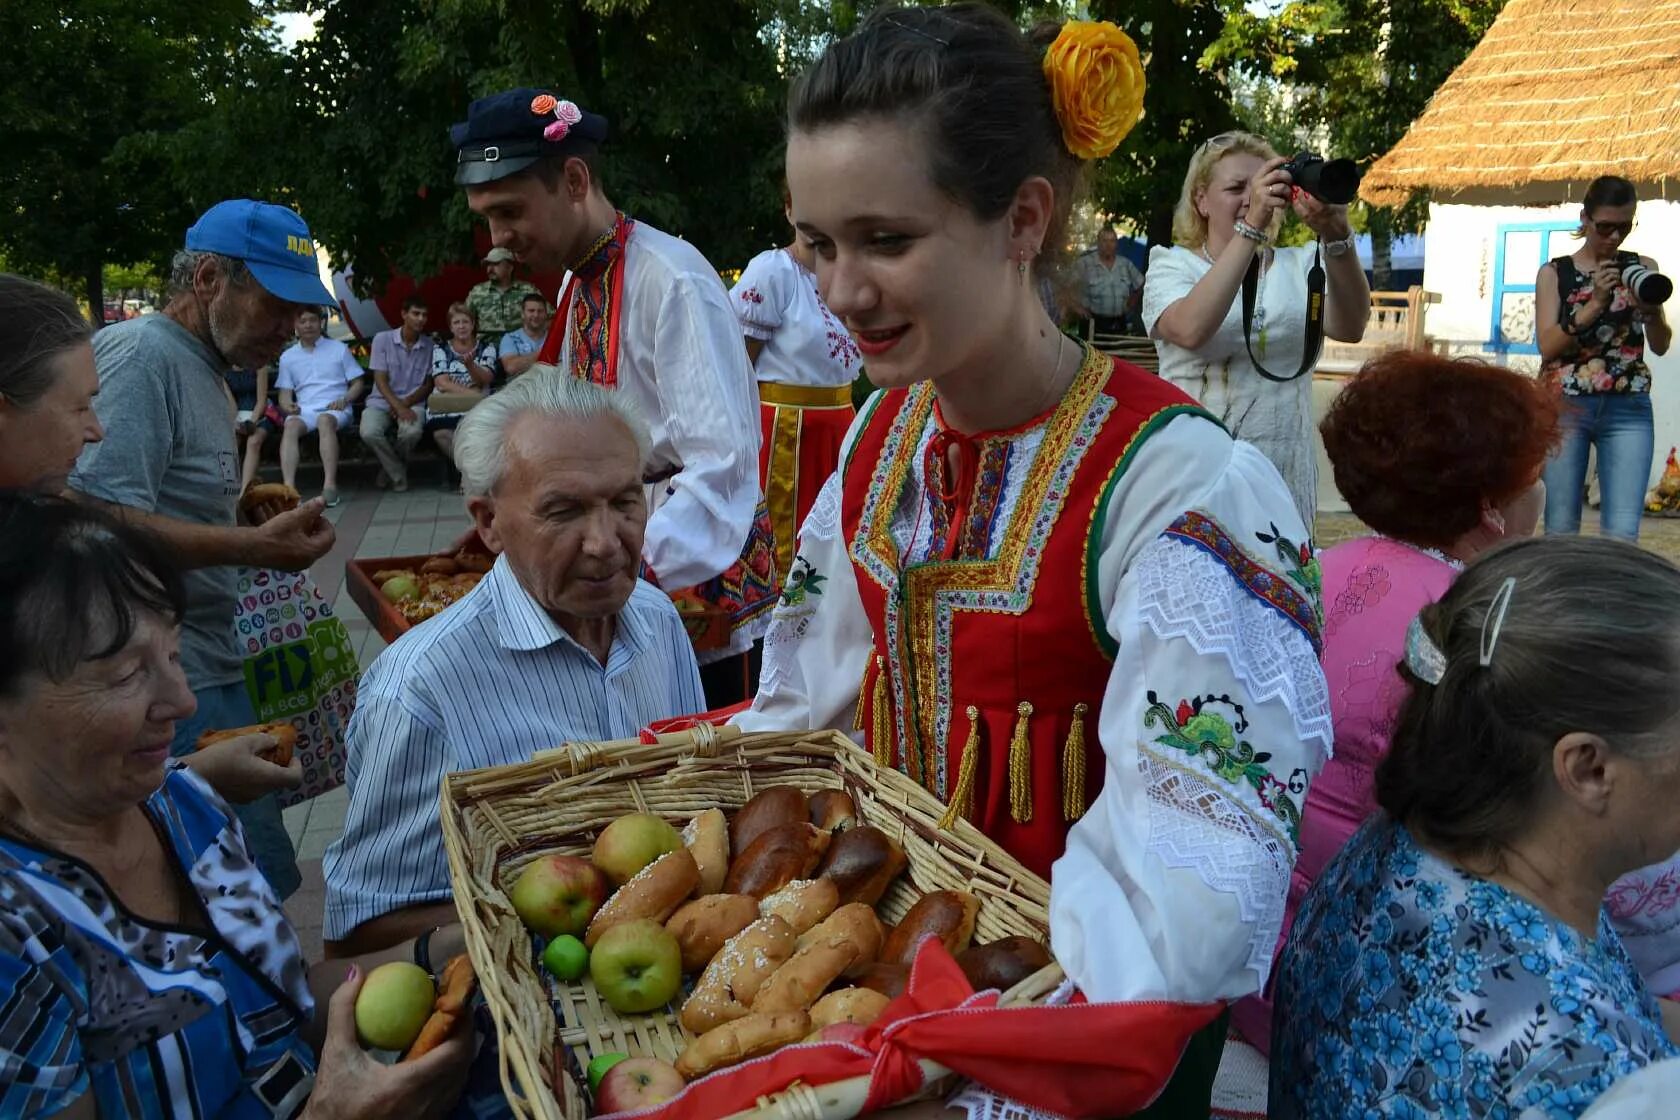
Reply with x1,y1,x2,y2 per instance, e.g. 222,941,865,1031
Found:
1279,152,1361,205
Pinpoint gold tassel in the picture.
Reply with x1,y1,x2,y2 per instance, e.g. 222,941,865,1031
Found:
1008,701,1034,824
870,656,893,769
938,706,982,830
1062,703,1090,822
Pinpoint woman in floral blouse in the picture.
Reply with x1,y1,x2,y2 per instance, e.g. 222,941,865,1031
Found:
1535,175,1672,541
1271,536,1680,1118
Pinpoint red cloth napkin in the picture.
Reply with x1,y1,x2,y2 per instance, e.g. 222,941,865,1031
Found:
596,939,1224,1120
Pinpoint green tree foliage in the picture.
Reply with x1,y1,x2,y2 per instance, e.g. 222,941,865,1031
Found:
1207,0,1506,281
1087,0,1242,247
250,0,806,289
0,0,275,321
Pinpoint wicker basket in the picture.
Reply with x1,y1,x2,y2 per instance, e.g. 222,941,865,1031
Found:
440,725,1064,1120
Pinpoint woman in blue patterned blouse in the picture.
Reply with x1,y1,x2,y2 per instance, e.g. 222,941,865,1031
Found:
1271,535,1680,1119
0,493,474,1119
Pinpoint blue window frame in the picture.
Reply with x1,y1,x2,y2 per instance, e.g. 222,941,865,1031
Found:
1489,221,1578,356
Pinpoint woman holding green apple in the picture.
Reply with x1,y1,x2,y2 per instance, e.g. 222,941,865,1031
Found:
0,493,475,1119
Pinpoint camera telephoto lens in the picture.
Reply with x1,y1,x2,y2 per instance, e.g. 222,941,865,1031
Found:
1623,262,1674,305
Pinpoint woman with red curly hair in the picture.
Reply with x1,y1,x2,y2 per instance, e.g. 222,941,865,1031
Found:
1230,350,1558,1054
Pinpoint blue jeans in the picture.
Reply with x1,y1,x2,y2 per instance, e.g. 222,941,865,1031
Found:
1542,392,1654,541
169,680,302,900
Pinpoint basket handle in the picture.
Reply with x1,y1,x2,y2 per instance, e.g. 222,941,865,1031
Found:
530,724,742,769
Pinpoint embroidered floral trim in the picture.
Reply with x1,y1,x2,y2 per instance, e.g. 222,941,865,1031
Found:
1163,511,1321,653
779,556,826,607
1256,521,1323,610
1143,691,1306,846
1135,534,1333,754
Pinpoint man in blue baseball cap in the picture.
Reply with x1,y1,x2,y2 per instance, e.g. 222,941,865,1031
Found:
70,199,339,899
447,88,775,709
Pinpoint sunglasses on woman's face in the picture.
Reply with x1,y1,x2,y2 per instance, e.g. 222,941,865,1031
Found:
1593,219,1635,237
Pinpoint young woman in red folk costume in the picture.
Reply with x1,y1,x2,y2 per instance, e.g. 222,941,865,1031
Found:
731,195,863,582
734,5,1331,1114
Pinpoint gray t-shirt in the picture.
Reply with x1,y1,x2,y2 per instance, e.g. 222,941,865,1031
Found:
70,315,244,690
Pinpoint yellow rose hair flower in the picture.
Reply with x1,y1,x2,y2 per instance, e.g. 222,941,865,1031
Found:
1043,20,1145,161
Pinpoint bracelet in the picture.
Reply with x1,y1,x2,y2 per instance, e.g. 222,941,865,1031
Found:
414,925,440,974
1233,220,1268,244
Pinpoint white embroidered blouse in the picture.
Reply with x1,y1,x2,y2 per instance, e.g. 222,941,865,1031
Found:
730,248,861,387
734,399,1332,1009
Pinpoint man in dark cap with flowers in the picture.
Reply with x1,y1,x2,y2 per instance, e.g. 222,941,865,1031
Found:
450,88,776,704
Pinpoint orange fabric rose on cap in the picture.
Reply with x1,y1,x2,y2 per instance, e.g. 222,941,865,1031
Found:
1043,20,1145,161
530,93,558,116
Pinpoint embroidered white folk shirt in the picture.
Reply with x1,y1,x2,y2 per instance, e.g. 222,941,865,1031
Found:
549,223,762,592
730,248,861,387
734,408,1331,1007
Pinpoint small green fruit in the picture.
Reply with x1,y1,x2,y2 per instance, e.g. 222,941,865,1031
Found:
542,934,589,981
354,961,435,1051
587,1051,630,1094
380,574,420,603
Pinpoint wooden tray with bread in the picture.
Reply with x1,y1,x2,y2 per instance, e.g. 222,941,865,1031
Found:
440,726,1062,1120
345,553,732,651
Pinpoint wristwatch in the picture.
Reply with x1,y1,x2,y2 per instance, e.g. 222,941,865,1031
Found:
1322,234,1356,258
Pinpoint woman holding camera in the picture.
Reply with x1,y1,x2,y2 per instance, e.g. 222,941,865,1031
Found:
1536,175,1672,541
1145,131,1372,527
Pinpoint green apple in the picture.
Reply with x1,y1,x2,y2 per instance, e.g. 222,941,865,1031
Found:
510,854,606,937
591,813,683,887
354,962,435,1051
380,574,420,603
588,919,683,1014
587,1051,630,1094
542,934,589,981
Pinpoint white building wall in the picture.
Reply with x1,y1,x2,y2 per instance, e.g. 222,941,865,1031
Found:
1421,199,1680,490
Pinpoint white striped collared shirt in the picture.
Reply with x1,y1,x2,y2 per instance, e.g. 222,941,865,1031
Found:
322,555,703,940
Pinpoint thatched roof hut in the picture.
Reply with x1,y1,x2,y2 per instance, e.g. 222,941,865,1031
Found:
1361,0,1680,207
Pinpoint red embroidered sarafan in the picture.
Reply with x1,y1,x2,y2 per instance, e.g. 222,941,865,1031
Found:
843,348,1209,879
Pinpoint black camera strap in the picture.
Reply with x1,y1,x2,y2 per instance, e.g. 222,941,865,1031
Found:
1241,242,1326,383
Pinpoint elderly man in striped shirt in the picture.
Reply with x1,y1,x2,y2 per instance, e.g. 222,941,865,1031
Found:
322,369,704,957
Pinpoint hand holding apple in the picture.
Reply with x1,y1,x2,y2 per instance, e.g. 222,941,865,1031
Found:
354,962,436,1051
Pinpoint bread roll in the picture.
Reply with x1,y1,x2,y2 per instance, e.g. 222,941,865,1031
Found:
723,822,830,899
420,556,461,575
239,482,299,520
731,787,809,853
855,962,909,1000
665,894,759,973
808,789,858,832
401,954,476,1062
756,904,884,1013
584,848,700,948
815,825,906,907
195,721,298,768
674,1010,811,1079
683,808,730,896
810,987,891,1030
758,878,839,936
680,915,796,1034
956,936,1053,993
453,550,494,574
881,890,980,966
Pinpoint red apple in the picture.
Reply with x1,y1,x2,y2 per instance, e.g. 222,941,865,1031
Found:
594,1056,685,1112
509,854,606,938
